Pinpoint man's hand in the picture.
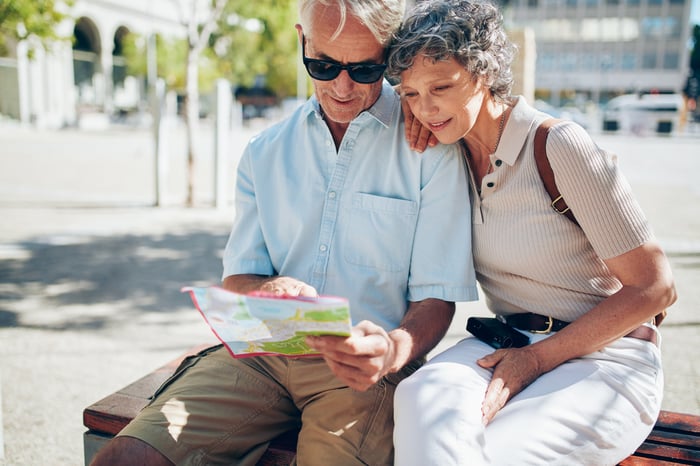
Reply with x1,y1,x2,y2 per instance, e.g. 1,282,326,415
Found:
256,276,318,297
306,320,397,391
222,274,317,297
477,347,543,425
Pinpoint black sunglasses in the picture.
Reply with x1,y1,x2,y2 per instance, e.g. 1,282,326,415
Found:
302,37,387,84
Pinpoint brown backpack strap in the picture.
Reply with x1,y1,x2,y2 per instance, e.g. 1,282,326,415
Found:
534,119,579,227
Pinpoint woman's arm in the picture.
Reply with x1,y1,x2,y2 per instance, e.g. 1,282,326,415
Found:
478,239,676,424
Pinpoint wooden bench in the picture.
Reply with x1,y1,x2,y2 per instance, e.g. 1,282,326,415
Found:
83,345,700,465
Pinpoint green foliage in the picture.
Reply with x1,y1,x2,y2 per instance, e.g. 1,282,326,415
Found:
122,32,226,93
216,0,302,98
119,0,302,98
0,0,73,57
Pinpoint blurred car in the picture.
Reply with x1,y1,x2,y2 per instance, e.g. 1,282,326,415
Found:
235,85,279,120
602,93,683,135
533,100,591,129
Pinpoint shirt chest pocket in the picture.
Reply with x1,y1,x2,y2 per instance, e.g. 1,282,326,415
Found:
342,193,418,272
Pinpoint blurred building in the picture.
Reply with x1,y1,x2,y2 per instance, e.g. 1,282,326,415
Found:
0,0,183,128
504,0,693,106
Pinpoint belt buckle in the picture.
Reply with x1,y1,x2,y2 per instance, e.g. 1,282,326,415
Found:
532,315,554,334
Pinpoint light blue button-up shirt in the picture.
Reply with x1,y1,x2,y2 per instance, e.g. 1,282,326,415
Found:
223,81,478,331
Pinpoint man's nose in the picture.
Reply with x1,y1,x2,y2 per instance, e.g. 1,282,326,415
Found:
333,70,356,95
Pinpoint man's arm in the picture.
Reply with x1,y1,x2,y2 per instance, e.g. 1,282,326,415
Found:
306,298,455,391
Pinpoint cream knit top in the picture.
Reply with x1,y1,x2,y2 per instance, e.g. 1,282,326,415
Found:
470,97,652,322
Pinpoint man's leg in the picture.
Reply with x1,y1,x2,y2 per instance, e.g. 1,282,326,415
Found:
92,346,301,466
291,358,422,466
91,436,173,466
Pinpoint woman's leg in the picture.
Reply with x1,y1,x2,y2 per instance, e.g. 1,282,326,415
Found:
484,336,663,466
394,337,492,465
394,335,662,466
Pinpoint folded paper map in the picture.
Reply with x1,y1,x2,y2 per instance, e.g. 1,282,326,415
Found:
182,286,352,357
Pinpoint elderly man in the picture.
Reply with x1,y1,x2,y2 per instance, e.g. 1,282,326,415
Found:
91,1,476,464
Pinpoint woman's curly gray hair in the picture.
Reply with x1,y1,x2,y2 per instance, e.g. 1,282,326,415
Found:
387,0,516,101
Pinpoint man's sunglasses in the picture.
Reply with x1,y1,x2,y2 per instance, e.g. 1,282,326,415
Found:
302,37,387,84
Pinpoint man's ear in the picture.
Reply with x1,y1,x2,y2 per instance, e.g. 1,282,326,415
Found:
295,24,303,43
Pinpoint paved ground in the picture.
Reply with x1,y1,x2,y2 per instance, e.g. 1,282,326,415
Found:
0,119,698,465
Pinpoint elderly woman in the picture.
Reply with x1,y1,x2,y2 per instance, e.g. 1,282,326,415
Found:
387,1,676,464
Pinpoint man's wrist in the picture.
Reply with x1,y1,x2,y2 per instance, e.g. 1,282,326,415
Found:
387,328,412,373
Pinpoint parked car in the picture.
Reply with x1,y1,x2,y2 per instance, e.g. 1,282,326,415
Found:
234,85,279,120
533,100,591,129
602,93,683,135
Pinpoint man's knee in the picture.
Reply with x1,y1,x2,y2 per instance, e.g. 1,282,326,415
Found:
90,436,174,466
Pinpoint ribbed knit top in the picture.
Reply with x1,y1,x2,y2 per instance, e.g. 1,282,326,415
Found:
469,97,652,322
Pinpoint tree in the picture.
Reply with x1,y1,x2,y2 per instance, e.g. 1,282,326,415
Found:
0,0,73,57
690,24,700,77
215,0,299,98
176,0,227,207
121,0,299,206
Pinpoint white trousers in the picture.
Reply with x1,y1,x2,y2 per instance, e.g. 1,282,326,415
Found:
394,331,663,466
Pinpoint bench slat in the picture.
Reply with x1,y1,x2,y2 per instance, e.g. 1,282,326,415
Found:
618,411,700,465
645,429,700,451
623,442,699,464
656,411,700,435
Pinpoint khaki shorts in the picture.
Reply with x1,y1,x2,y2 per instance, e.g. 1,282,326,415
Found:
118,345,422,466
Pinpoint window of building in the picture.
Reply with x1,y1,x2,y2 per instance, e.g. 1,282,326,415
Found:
641,17,678,39
537,52,557,70
621,53,637,69
579,17,639,41
642,52,658,69
663,52,679,69
560,53,577,71
581,54,597,70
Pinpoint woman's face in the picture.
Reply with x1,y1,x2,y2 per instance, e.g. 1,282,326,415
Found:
400,55,488,144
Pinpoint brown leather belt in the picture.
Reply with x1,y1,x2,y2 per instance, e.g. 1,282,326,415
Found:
504,313,658,346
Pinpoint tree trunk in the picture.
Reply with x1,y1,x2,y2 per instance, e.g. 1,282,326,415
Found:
184,46,199,207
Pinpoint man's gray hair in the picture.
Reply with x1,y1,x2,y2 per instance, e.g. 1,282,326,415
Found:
299,0,406,46
387,0,515,100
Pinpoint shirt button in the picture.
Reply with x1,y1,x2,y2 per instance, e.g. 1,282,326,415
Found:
495,159,502,167
326,140,332,147
319,245,327,252
328,191,336,199
486,182,495,188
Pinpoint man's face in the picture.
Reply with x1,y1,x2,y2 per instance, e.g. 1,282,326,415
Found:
296,6,385,125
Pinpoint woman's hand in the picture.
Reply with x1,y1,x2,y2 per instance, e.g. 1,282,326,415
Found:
477,346,543,425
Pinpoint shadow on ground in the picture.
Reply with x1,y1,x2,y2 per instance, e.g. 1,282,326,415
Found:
0,229,229,332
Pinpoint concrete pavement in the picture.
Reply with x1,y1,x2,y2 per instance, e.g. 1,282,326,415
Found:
0,120,698,465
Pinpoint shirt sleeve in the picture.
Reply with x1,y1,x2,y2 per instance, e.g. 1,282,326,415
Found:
546,122,652,259
407,144,479,303
222,144,275,280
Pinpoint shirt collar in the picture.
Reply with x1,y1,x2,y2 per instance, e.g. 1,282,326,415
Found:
304,79,398,128
496,96,540,166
